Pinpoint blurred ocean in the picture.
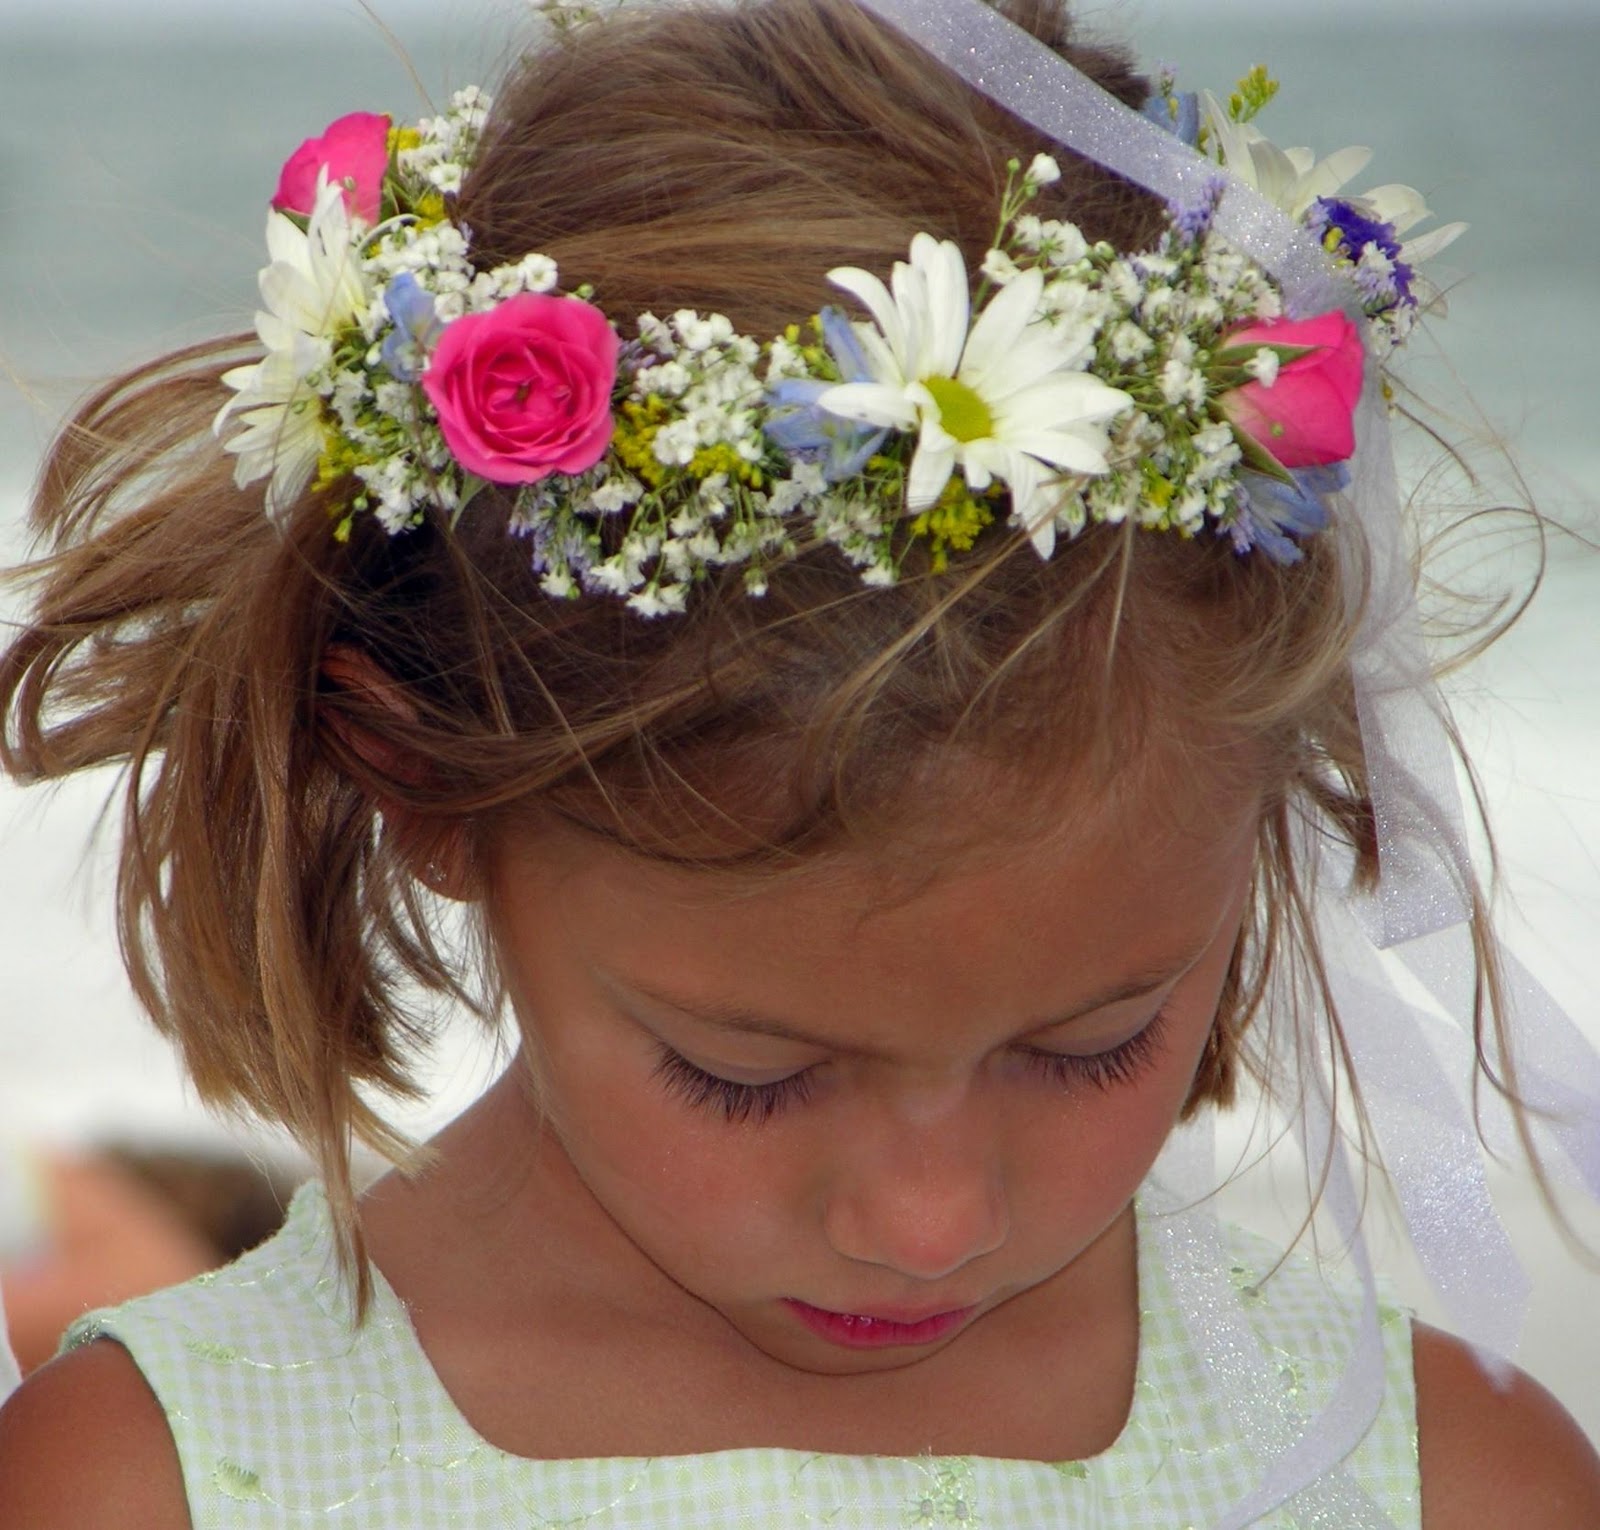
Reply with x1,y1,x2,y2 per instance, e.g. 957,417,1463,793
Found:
1,3,1598,1430
2,8,1598,506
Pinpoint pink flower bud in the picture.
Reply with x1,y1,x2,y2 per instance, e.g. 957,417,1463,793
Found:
272,112,392,224
422,294,618,484
1218,311,1365,469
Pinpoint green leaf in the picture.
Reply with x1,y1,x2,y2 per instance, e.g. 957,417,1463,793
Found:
453,474,489,525
1211,342,1316,370
1228,421,1297,484
1207,365,1260,391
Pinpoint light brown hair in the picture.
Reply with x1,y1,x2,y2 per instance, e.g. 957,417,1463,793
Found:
0,0,1521,1307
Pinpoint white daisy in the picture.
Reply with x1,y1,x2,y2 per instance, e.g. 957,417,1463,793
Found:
816,233,1131,557
1200,93,1466,269
216,174,371,518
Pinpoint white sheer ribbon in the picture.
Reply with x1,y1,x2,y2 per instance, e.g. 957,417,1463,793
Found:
1149,1117,1393,1530
0,1290,18,1402
843,0,1600,1517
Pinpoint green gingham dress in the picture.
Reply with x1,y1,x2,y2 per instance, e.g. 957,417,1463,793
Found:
66,1182,1421,1527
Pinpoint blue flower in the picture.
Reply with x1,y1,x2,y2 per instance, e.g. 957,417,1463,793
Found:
380,273,445,382
763,306,887,482
1230,463,1347,565
1142,89,1200,147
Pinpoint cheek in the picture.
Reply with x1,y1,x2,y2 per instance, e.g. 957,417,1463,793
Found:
1031,1005,1223,1191
539,1029,803,1239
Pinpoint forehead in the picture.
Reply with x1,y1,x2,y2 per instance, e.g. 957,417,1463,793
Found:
496,750,1260,1037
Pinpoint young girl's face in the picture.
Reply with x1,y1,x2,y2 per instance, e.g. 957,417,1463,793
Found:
487,765,1258,1377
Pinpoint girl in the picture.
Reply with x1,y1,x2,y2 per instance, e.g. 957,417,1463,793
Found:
1,0,1597,1523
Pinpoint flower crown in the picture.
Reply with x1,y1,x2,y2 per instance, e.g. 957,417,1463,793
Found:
217,69,1462,615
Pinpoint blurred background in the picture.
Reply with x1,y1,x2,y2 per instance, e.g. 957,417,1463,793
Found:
1,0,1597,1428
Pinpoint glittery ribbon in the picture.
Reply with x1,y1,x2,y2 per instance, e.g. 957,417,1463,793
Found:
842,0,1352,322
1148,1118,1394,1530
844,0,1600,1518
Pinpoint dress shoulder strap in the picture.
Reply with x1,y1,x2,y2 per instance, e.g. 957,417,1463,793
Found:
62,1182,478,1524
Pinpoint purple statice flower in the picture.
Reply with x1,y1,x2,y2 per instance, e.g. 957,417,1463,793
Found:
380,273,445,381
614,336,652,382
511,501,595,583
1308,197,1416,310
1167,175,1229,249
764,306,887,482
1142,87,1200,147
1228,463,1347,565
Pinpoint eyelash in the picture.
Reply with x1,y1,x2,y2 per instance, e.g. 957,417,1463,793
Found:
1015,1007,1170,1094
652,1046,817,1124
650,1007,1171,1125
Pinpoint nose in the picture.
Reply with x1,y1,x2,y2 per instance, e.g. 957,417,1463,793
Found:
821,1100,1009,1282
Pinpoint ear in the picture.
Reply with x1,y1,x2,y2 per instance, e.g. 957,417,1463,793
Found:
320,645,476,902
320,645,423,783
409,831,476,903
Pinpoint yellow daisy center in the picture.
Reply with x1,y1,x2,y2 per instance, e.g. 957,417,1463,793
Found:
922,376,995,443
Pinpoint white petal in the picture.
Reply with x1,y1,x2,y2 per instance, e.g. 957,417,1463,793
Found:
911,235,970,379
258,263,321,335
960,268,1047,394
1247,138,1304,211
1201,94,1257,186
255,306,330,373
223,402,322,513
959,451,994,492
263,208,307,270
219,360,263,399
1400,220,1468,265
265,444,320,519
828,265,909,371
991,450,1054,555
1002,423,1113,476
961,438,1020,495
889,248,934,380
974,329,1082,403
1300,145,1373,205
1359,182,1428,233
906,433,958,512
815,382,919,432
907,389,956,453
852,323,907,388
995,376,1131,436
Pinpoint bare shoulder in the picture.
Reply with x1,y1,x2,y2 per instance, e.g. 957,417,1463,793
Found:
1415,1321,1600,1529
0,1339,190,1529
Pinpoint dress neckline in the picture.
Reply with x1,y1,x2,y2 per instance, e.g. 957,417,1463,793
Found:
288,1179,1161,1472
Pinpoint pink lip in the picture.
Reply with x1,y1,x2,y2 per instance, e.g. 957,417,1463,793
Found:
783,1298,978,1349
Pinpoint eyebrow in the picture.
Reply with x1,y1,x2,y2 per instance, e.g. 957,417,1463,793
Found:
616,951,1207,1057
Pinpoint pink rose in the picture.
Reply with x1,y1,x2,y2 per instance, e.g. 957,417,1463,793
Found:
1218,311,1365,469
273,111,392,224
422,294,618,484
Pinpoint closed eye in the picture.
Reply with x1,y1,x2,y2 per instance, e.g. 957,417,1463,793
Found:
651,1045,816,1124
1013,1005,1171,1092
651,1006,1171,1125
